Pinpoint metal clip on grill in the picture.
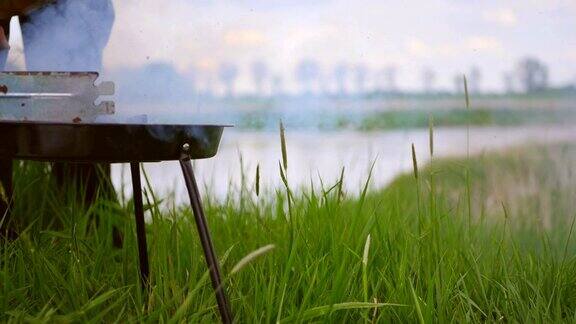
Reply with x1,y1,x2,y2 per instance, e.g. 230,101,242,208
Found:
0,72,114,122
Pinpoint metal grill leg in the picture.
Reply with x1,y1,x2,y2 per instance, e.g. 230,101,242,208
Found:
180,159,232,323
130,162,150,289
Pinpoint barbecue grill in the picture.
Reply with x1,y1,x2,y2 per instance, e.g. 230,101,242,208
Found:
0,72,233,322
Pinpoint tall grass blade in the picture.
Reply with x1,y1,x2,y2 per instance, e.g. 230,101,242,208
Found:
358,159,377,211
170,270,211,323
230,244,275,275
337,166,345,203
409,280,425,324
280,121,288,171
411,143,418,180
278,162,292,211
463,74,472,231
428,115,434,157
255,164,260,197
362,234,371,302
463,75,470,110
79,289,123,315
280,302,404,323
276,283,288,324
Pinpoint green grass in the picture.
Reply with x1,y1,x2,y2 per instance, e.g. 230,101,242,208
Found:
233,107,576,131
359,108,576,131
1,139,576,322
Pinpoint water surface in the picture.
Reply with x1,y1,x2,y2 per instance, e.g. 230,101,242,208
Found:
111,124,576,204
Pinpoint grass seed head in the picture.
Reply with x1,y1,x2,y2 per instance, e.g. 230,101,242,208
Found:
280,120,288,171
463,74,470,109
411,143,419,180
255,164,260,196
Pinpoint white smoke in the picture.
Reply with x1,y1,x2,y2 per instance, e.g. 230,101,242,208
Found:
3,18,25,70
17,0,114,71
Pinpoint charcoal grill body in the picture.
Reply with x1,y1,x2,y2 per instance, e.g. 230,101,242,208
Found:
0,121,224,161
0,121,233,323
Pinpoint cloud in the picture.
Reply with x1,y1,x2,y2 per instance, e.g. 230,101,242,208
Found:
224,29,266,47
465,36,503,53
405,38,430,57
404,36,501,59
483,8,518,27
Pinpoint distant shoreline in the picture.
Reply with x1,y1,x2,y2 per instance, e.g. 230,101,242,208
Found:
114,93,576,131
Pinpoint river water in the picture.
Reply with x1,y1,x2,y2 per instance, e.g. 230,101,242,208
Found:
111,124,576,204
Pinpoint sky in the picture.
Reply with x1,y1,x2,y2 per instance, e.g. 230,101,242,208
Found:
7,0,576,94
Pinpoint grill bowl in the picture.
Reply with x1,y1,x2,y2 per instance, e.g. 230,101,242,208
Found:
0,121,228,162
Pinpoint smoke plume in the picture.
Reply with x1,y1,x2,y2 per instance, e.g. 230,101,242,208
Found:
20,0,114,71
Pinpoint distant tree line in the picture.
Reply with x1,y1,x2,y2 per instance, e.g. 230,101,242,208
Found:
236,56,554,97
112,56,566,101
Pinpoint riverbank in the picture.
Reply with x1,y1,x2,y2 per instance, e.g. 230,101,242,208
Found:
2,142,576,322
